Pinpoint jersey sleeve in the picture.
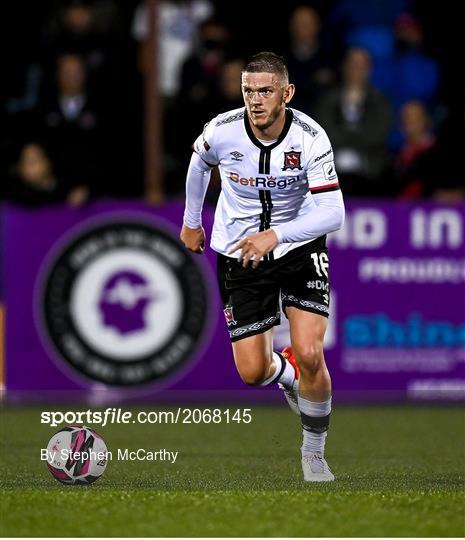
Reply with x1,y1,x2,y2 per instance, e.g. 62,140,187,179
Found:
192,119,220,167
305,130,340,194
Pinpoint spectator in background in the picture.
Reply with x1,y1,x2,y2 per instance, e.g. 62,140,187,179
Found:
169,17,230,196
40,0,124,103
326,0,412,62
183,56,244,128
314,47,391,197
384,14,441,149
339,10,440,150
37,53,102,194
201,58,246,206
392,100,443,199
38,1,139,197
5,142,88,208
213,58,245,113
391,14,440,110
131,0,215,198
284,5,334,114
178,17,230,111
131,0,213,102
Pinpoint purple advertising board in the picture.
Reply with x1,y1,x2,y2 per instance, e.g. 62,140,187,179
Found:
324,201,465,401
2,200,464,402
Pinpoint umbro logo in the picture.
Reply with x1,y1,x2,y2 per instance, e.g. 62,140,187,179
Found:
230,151,244,161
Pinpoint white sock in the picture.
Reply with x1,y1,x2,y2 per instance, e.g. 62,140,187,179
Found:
298,396,332,457
259,352,296,388
302,430,328,456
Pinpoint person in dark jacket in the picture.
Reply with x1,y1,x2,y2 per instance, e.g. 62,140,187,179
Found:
5,141,88,208
314,47,392,196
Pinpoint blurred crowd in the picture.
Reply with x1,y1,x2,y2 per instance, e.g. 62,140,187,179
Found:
1,0,463,209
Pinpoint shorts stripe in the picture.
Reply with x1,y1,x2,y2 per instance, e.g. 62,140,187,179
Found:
281,294,329,315
229,312,280,341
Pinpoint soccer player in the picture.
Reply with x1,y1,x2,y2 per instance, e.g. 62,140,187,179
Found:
180,52,345,481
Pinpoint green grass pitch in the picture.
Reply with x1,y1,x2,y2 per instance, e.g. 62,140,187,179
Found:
1,404,464,537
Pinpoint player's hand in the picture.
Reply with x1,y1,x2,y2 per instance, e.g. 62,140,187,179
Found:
180,224,206,254
229,229,279,268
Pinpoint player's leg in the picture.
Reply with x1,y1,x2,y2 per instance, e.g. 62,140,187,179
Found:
286,308,334,482
231,328,274,385
287,308,331,401
279,240,334,481
231,328,297,389
217,253,298,390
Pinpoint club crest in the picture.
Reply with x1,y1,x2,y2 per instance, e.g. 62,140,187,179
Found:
223,305,237,326
282,151,303,171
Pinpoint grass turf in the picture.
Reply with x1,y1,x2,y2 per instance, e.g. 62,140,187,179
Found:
1,404,464,537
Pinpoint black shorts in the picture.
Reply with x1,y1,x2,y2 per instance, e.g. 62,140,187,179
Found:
217,237,330,342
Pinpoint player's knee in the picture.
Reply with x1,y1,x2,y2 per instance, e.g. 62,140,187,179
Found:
237,365,268,386
294,342,324,376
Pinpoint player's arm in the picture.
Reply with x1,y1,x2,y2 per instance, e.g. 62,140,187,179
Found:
181,120,219,254
181,153,214,254
229,190,344,268
273,132,345,243
273,189,345,243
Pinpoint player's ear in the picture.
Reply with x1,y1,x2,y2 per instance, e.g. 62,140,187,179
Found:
283,84,295,104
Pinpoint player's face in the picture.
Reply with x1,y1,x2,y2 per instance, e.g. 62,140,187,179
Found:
242,72,292,131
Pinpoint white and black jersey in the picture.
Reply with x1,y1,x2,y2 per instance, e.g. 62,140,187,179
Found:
192,107,341,260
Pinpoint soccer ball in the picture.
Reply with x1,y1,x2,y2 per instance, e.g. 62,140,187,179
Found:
46,425,109,485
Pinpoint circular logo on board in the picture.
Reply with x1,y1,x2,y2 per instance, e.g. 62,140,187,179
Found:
40,219,210,386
